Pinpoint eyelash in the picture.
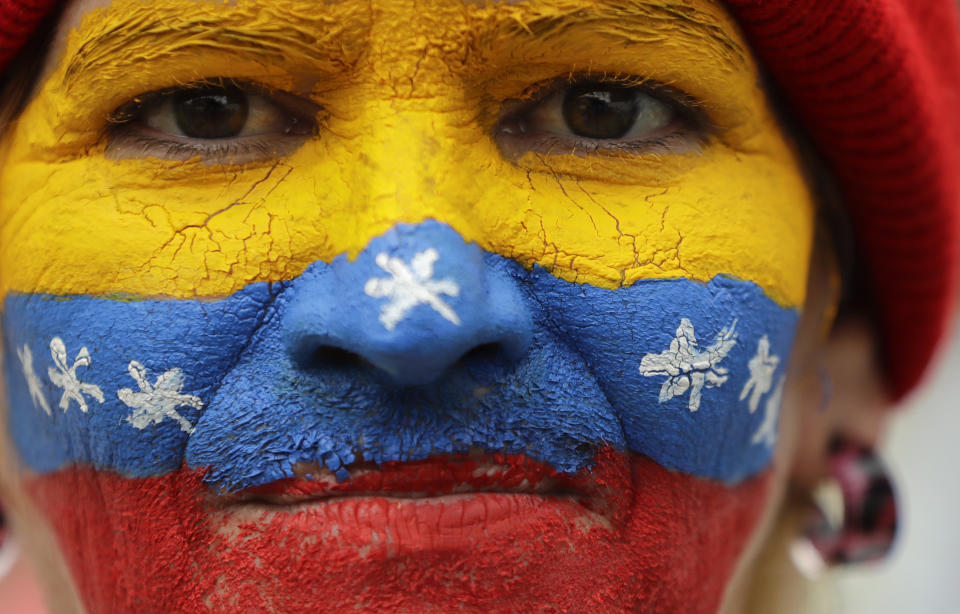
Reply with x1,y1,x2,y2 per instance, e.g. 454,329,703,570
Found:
495,76,712,156
106,79,319,163
514,132,702,155
105,76,712,163
112,134,281,160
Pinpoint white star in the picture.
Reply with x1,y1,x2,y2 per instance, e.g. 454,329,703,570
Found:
752,375,785,447
118,361,202,434
639,318,738,412
740,336,780,413
17,343,51,415
47,337,104,413
364,248,461,331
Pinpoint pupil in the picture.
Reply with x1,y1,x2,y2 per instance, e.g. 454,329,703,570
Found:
562,84,638,139
173,84,249,139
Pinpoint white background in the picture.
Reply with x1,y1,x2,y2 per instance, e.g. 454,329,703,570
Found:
838,320,960,613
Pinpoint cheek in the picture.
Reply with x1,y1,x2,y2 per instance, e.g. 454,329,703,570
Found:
2,223,796,487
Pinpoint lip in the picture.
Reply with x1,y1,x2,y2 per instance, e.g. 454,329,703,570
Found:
219,453,577,504
208,451,626,550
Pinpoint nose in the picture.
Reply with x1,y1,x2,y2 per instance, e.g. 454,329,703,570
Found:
281,222,532,387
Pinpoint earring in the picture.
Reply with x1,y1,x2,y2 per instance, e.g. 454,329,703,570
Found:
790,436,898,579
0,499,20,581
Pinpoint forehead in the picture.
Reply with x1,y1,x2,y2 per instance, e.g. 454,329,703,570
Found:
48,0,747,78
57,0,740,25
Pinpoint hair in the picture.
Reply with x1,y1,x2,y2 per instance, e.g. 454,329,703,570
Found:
0,4,64,134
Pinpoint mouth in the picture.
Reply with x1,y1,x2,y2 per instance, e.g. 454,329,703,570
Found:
217,451,606,508
208,450,626,545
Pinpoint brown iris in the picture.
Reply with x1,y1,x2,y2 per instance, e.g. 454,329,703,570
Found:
562,83,639,139
173,83,250,139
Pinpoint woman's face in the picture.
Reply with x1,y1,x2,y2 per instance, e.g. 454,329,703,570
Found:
0,0,817,612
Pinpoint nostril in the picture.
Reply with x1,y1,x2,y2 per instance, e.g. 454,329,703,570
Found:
303,346,368,371
457,342,507,367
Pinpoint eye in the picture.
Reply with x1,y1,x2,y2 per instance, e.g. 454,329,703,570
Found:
495,78,707,157
160,82,250,139
561,83,664,139
108,79,319,162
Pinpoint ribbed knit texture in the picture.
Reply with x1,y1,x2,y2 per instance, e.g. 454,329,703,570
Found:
1,0,959,399
0,0,57,67
725,0,960,399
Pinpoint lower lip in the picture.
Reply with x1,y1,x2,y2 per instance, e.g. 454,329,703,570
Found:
214,492,607,552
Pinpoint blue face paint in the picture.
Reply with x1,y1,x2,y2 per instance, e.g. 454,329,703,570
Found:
3,221,797,488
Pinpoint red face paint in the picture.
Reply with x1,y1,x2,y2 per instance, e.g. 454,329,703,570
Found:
27,448,770,613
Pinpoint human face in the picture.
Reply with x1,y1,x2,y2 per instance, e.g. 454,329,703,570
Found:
0,0,816,612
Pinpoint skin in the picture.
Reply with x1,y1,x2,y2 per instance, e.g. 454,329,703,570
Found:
0,0,890,612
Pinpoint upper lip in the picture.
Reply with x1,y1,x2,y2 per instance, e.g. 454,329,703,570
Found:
213,451,621,521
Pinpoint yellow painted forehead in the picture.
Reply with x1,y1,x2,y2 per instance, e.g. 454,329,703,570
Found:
41,0,757,146
0,0,815,307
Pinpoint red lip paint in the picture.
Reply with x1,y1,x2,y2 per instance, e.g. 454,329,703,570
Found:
28,448,770,613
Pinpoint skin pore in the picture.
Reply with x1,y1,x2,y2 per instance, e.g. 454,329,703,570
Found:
0,0,888,613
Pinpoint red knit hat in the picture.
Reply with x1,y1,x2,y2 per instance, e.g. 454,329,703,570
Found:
725,0,960,400
1,0,958,400
0,0,56,66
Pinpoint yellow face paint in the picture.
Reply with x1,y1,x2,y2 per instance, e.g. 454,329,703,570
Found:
0,0,814,307
1,3,821,613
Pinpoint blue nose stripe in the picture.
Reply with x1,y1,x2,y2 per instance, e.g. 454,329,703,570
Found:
2,221,798,488
282,223,532,387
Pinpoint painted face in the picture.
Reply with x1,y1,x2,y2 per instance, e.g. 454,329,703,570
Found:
0,0,815,612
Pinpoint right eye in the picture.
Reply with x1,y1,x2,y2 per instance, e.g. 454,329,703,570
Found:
559,82,665,140
150,82,253,139
108,79,320,162
495,77,708,157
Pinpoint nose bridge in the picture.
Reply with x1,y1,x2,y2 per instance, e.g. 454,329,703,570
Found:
349,13,477,213
281,222,532,387
325,7,485,233
359,106,447,214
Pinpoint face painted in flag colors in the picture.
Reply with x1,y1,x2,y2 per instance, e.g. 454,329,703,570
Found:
0,0,817,613
7,221,797,486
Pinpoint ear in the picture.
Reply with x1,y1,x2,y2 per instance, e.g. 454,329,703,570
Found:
784,228,891,490
794,319,891,485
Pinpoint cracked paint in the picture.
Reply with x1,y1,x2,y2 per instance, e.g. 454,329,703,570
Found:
0,1,815,613
0,0,814,306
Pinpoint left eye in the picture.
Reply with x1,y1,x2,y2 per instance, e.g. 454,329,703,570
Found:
559,82,667,140
160,82,252,139
108,79,319,161
496,79,701,155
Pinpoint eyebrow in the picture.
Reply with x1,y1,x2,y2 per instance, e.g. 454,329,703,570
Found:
483,0,747,70
59,0,748,93
61,2,369,93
